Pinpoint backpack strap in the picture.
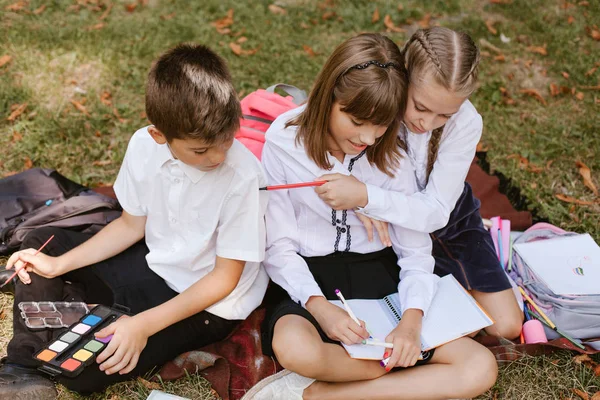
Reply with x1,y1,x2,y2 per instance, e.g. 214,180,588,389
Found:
265,84,307,105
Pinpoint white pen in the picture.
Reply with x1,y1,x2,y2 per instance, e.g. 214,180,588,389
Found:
362,339,393,348
335,289,361,327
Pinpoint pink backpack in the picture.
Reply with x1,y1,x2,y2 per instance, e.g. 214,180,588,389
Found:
235,84,306,160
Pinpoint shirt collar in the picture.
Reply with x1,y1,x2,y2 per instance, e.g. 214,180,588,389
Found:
155,141,207,184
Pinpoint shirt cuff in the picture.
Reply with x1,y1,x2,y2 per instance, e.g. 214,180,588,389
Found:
357,184,385,215
398,273,439,317
296,286,326,308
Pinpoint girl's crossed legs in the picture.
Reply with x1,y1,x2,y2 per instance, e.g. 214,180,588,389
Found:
272,314,498,400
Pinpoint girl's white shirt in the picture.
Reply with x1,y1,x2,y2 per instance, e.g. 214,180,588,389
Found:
359,100,483,233
262,106,439,316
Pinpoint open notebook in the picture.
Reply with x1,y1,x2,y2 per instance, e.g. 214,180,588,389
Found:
330,274,493,359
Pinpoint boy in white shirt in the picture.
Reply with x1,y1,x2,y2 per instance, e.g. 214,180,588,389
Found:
1,44,268,399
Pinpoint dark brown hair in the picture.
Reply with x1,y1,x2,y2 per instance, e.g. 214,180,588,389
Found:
145,44,241,143
402,27,480,181
288,33,408,176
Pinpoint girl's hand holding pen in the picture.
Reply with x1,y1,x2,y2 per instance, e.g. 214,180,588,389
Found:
306,296,369,345
314,173,368,211
384,309,423,370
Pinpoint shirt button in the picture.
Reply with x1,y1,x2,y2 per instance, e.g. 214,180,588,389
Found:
336,219,341,223
341,228,347,233
170,217,177,223
174,178,180,183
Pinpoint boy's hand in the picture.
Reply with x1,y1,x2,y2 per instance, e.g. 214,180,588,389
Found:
95,315,149,375
6,249,64,283
315,173,368,210
306,296,369,345
355,213,392,247
384,309,423,370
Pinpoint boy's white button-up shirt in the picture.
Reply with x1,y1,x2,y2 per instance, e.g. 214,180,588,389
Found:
262,107,439,316
113,127,269,320
361,100,483,233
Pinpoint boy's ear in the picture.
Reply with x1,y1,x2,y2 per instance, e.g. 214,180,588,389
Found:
148,126,168,145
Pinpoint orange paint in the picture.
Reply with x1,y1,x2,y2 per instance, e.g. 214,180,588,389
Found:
36,349,56,362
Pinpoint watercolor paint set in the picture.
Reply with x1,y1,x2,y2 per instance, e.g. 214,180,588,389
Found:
19,301,90,330
34,304,127,378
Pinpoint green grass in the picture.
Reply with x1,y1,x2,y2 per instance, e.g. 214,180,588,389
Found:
1,0,599,398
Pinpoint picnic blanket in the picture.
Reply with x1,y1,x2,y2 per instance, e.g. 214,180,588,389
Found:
94,159,586,400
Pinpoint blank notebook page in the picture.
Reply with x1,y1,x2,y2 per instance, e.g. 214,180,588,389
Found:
421,275,493,350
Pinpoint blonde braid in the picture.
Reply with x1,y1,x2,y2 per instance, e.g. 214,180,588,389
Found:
426,126,444,183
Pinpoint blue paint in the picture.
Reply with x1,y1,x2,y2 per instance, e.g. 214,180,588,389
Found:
81,314,102,326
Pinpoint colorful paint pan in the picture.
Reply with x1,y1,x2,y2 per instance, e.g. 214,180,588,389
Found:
60,331,80,344
72,323,91,334
96,334,113,344
73,349,93,362
60,358,81,372
48,340,69,353
36,349,56,362
82,314,102,326
84,340,104,353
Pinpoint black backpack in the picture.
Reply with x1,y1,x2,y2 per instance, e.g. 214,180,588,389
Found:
0,168,122,255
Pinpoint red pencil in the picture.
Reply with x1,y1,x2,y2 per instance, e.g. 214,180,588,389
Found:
1,234,55,287
259,181,327,191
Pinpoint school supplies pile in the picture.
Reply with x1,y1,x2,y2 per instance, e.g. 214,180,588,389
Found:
511,223,600,342
0,168,121,256
330,275,493,359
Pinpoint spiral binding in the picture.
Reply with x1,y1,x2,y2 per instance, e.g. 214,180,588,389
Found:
384,296,402,322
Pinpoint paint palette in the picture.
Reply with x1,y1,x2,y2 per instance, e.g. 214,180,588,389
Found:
34,304,126,378
19,301,90,330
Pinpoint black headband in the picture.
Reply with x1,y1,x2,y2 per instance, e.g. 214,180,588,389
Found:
349,60,399,70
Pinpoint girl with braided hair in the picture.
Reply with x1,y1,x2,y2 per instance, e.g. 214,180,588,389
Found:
244,33,497,400
316,26,523,341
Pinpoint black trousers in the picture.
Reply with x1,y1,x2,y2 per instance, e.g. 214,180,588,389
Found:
7,227,238,394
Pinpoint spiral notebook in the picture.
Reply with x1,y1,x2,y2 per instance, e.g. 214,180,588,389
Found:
330,275,493,359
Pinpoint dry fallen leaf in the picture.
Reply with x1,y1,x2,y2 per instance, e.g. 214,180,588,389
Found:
212,9,234,31
268,4,286,15
92,160,112,166
572,389,589,400
24,157,33,169
494,54,506,62
476,142,489,152
527,45,548,56
229,42,242,56
588,27,600,41
383,14,405,33
485,19,497,35
0,54,12,68
303,45,317,57
520,88,547,105
567,15,575,24
125,3,137,12
418,13,431,29
7,103,27,121
70,100,90,116
33,4,45,14
585,66,597,76
5,1,27,12
372,7,380,23
100,91,112,106
236,36,247,44
160,12,176,20
562,71,570,79
321,11,336,20
576,161,598,196
550,83,560,96
576,92,585,100
12,130,22,142
99,3,113,20
88,23,105,31
555,194,596,206
137,377,161,391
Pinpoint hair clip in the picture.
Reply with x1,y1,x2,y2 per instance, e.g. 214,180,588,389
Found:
349,60,398,70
